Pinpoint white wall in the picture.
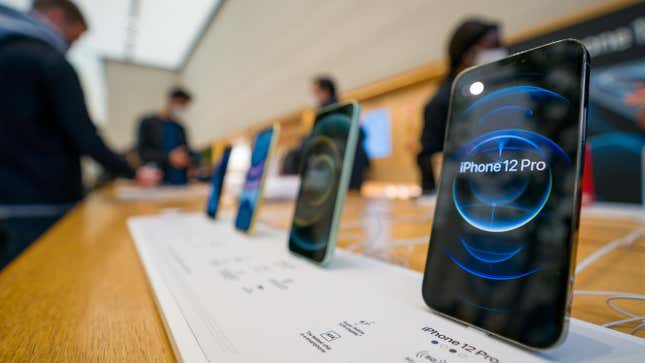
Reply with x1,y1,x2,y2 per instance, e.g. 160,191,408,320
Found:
179,0,607,145
103,60,178,150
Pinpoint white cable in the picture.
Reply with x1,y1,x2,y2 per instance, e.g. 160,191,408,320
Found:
340,216,386,253
603,316,645,329
574,290,645,300
574,290,645,336
631,322,645,335
575,227,645,275
607,296,645,318
340,213,432,231
365,237,429,254
572,227,645,335
574,290,645,319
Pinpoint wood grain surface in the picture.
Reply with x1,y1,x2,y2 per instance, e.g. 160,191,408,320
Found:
0,183,643,361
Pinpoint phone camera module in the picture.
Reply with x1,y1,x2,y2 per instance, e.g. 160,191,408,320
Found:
469,81,484,96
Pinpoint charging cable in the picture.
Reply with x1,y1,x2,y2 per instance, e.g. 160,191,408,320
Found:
574,227,645,336
575,227,645,275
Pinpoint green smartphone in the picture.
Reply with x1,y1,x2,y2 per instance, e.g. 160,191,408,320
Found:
288,102,361,266
234,125,280,234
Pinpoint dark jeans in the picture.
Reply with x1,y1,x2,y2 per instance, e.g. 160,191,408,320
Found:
0,215,62,271
417,152,436,194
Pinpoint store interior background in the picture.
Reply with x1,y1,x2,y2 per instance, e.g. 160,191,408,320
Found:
4,0,642,202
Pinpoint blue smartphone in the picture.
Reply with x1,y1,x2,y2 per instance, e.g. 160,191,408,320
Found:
206,145,232,219
234,126,280,233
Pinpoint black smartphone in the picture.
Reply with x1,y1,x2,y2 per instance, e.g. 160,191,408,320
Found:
422,40,590,349
288,102,360,266
206,145,232,219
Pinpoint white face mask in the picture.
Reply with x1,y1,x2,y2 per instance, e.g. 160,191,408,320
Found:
475,48,508,65
306,95,319,108
170,106,186,119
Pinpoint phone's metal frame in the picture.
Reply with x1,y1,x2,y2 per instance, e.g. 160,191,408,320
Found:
421,39,590,351
288,101,361,267
235,124,281,235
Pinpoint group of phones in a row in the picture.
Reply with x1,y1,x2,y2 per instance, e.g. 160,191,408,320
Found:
205,40,590,350
206,101,360,268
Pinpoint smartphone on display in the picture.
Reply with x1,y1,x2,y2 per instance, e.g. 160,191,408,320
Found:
206,145,232,219
288,102,361,266
234,126,280,234
422,40,589,349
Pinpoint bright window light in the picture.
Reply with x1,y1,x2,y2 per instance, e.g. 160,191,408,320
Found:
0,0,221,123
132,0,219,69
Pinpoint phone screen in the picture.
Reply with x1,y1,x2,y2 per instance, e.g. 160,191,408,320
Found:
422,40,588,349
289,103,359,264
206,146,232,219
235,127,276,232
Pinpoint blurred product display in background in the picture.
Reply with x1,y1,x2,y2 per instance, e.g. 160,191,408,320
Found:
509,2,645,203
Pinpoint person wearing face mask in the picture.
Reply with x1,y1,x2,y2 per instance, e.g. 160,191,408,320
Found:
0,0,161,270
282,76,371,189
313,76,371,190
417,18,504,194
135,87,199,185
281,77,340,175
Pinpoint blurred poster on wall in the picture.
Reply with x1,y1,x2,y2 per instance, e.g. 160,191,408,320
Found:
509,2,645,204
361,108,392,159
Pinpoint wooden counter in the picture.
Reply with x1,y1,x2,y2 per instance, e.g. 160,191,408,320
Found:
0,184,643,361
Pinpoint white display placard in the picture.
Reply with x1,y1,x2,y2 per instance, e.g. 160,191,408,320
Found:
115,184,210,201
128,213,645,363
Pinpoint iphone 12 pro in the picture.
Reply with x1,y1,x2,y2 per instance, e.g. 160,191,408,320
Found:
422,40,590,349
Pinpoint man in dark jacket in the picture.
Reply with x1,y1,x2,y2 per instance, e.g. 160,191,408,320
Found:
136,87,199,185
417,19,503,194
0,0,158,270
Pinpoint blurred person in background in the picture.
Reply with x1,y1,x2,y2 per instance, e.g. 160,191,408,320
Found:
417,18,504,194
282,77,340,174
0,0,160,270
312,76,370,190
284,76,370,189
136,87,199,185
311,76,339,108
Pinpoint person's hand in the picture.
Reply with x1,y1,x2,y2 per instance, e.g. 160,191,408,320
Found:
136,166,163,188
169,146,191,168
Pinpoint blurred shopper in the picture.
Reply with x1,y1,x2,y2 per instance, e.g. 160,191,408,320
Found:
0,0,159,270
314,76,370,190
311,76,339,108
136,87,199,185
283,77,342,174
283,76,371,189
417,19,504,194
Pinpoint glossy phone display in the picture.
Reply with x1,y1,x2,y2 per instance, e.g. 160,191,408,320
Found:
206,146,232,219
288,102,360,266
234,126,279,234
422,40,590,349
